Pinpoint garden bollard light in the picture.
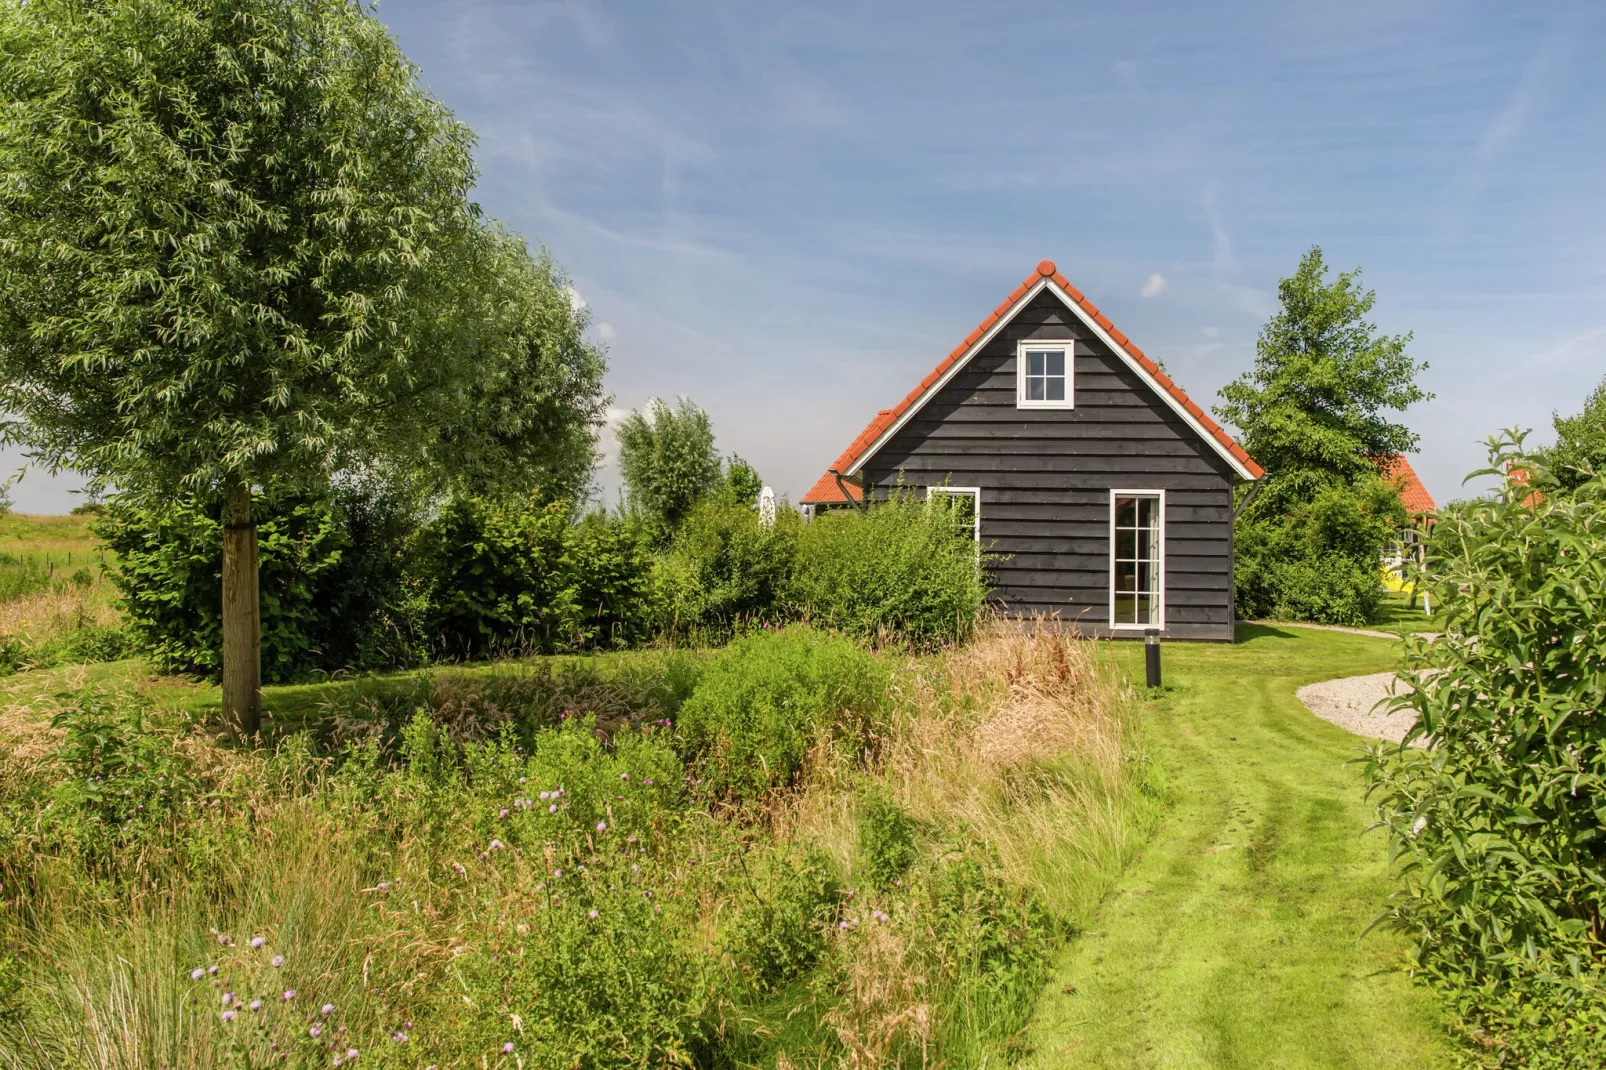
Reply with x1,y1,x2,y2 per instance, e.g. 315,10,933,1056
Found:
1145,629,1162,689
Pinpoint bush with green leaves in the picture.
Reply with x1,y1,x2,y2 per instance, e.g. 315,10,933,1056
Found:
1234,476,1405,625
1365,434,1606,1064
675,627,889,802
415,496,661,658
653,501,800,639
791,492,989,647
97,483,419,681
858,789,918,890
727,848,842,993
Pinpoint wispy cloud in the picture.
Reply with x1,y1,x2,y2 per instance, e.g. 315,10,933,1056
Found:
1140,273,1169,298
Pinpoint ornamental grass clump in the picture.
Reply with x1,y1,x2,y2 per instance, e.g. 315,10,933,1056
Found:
1365,432,1606,1065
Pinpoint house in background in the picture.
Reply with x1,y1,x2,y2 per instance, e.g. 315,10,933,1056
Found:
1376,453,1436,594
801,260,1264,641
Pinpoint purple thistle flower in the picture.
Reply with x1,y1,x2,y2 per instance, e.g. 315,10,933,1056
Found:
321,1003,335,1016
549,804,558,813
282,989,296,1001
347,1048,359,1060
499,808,509,819
596,820,606,832
489,839,504,850
221,1009,236,1022
250,935,265,949
208,965,218,975
619,772,628,781
503,1042,516,1054
588,909,598,919
518,776,527,784
392,1031,409,1043
249,999,262,1012
271,954,284,967
221,992,234,1006
189,967,205,981
310,1025,322,1038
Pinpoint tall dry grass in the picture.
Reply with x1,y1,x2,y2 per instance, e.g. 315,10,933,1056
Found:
777,621,1160,1065
0,577,120,644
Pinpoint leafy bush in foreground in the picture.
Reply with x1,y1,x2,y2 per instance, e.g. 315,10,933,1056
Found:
1365,434,1606,1065
653,501,800,639
675,627,889,801
792,492,989,647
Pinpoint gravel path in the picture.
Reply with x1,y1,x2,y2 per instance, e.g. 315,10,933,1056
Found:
1297,671,1422,745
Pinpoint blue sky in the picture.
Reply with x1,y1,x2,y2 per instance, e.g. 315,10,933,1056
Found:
8,0,1604,510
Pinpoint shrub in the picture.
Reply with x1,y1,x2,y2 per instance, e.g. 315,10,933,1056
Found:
792,492,989,647
653,501,799,639
727,848,842,992
1365,434,1606,1063
675,627,889,801
858,789,918,890
97,482,419,680
1235,476,1404,625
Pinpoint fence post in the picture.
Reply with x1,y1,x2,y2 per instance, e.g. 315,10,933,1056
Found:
1145,628,1162,689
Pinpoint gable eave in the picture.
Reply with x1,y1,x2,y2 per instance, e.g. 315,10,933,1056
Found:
845,267,1263,482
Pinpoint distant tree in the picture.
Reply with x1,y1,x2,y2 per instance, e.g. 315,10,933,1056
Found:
1540,374,1606,491
1216,247,1431,516
1216,248,1428,624
616,398,721,527
721,455,764,508
0,0,605,734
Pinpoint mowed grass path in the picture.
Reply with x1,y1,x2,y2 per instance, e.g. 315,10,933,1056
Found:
1024,624,1453,1069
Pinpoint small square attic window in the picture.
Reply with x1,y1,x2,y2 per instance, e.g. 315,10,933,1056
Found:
1017,341,1074,409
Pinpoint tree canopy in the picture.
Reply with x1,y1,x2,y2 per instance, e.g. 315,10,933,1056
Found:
1217,248,1428,625
616,397,722,527
0,0,605,504
1540,374,1606,492
1216,247,1430,513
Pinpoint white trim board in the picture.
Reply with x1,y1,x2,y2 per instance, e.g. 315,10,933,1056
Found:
846,278,1259,482
925,485,981,543
1108,488,1166,631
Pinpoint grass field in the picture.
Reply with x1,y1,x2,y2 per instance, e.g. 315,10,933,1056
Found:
1022,624,1452,1068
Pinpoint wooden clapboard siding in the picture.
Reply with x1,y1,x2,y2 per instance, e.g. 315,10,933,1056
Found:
861,288,1239,641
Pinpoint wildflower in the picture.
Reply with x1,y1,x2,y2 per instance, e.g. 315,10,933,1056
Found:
391,1030,408,1043
631,864,640,874
549,804,557,813
540,791,550,800
490,838,504,850
644,778,653,786
310,1025,323,1038
322,1003,336,1016
222,992,235,1006
519,776,527,784
250,936,265,949
499,808,509,819
208,965,219,975
553,868,562,879
282,989,296,1002
596,820,606,832
249,999,262,1012
271,954,284,967
190,967,205,981
588,909,599,919
221,1009,236,1022
503,1042,516,1054
619,772,629,781
347,1048,359,1060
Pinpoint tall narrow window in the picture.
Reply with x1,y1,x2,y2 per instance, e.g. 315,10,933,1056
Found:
1016,340,1074,409
927,487,980,544
1110,491,1163,628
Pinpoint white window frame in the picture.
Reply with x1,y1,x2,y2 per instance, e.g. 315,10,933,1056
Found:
926,486,981,544
1016,339,1076,410
1108,488,1165,630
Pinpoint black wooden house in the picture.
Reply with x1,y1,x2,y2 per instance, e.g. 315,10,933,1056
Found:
800,260,1264,641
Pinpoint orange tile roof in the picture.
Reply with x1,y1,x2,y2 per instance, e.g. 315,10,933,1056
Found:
800,260,1263,503
1374,454,1436,514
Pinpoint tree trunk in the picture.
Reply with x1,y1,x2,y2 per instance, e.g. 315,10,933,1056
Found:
221,473,261,737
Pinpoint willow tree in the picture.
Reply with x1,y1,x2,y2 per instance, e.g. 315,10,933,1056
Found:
0,0,606,734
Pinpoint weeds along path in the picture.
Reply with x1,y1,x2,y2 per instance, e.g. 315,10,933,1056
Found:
1023,624,1453,1069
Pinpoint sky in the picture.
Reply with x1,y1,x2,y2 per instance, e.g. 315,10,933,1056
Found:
6,0,1604,511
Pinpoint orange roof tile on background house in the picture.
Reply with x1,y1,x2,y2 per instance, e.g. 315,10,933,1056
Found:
1373,454,1436,516
801,259,1262,505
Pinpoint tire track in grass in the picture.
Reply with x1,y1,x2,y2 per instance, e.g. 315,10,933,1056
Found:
1021,625,1453,1069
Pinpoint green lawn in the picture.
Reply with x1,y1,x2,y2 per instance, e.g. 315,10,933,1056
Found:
1023,624,1453,1069
1368,589,1448,638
